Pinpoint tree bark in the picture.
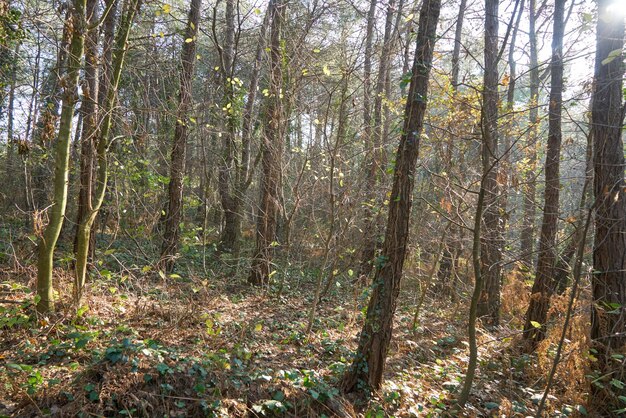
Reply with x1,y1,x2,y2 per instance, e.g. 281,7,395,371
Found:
357,0,397,284
73,0,100,264
73,0,140,305
354,0,377,283
522,0,565,349
436,0,467,291
248,0,287,286
450,0,466,89
590,0,626,410
217,0,240,254
36,0,87,313
159,0,202,271
340,0,441,393
476,0,502,326
519,0,539,268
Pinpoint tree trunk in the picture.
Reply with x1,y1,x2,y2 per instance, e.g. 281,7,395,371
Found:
248,0,287,286
73,0,140,305
522,0,565,349
554,127,592,294
217,0,241,254
519,0,539,268
450,0,466,89
436,0,466,289
589,0,626,411
356,0,396,284
476,0,501,326
73,0,100,264
159,0,202,271
36,0,87,313
5,42,19,196
353,0,376,282
340,0,441,394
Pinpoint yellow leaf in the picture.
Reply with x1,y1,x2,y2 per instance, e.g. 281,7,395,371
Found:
185,38,193,43
162,4,171,14
323,64,331,76
405,13,414,22
254,323,263,332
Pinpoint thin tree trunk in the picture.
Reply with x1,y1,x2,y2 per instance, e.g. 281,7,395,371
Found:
248,0,287,285
159,0,202,271
5,42,19,195
476,0,502,326
36,0,87,313
357,0,396,283
436,0,467,289
519,0,539,268
354,0,376,282
554,126,592,294
522,0,564,349
216,0,243,255
73,0,140,305
340,0,441,393
450,0,466,89
73,0,100,263
589,0,626,410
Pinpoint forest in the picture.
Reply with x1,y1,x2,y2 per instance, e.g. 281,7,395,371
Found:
0,0,624,416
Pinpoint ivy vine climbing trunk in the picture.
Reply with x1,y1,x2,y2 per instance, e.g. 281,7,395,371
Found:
36,0,87,313
159,0,202,272
340,0,441,393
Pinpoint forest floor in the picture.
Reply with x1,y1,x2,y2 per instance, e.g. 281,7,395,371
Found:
0,242,593,417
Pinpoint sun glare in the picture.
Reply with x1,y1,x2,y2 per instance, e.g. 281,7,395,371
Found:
606,0,626,18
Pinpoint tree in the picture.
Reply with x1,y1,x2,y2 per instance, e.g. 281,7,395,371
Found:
519,0,539,268
216,0,240,255
356,0,396,283
589,0,626,410
340,0,441,393
435,0,467,294
73,0,101,266
522,0,565,349
35,0,87,313
159,0,202,272
475,0,502,326
73,0,140,305
248,0,287,286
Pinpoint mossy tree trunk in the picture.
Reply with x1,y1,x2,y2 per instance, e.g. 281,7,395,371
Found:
36,0,87,313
